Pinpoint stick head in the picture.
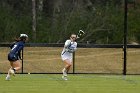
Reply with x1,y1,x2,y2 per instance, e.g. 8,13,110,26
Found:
77,30,85,39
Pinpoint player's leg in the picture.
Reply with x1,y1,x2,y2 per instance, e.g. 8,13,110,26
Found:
8,60,21,76
61,53,72,80
10,60,21,74
6,65,16,80
6,55,15,80
64,59,72,73
6,67,12,80
62,59,72,80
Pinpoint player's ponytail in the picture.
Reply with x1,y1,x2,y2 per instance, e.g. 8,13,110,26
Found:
13,34,28,42
14,37,20,42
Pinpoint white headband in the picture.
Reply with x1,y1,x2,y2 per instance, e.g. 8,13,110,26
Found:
20,34,28,38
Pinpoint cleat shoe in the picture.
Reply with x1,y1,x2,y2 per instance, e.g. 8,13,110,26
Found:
62,69,67,76
62,76,68,81
5,76,11,81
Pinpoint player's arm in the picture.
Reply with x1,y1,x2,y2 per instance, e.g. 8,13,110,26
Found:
17,45,24,52
63,40,71,51
64,40,71,48
73,43,77,52
16,45,24,60
68,43,77,53
18,51,22,60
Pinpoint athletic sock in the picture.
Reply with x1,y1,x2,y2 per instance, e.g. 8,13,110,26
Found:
7,74,10,77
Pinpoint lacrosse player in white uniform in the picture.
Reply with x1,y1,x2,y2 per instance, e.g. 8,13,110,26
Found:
61,34,77,80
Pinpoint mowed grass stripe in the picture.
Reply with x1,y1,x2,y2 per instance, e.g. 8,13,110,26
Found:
0,74,140,93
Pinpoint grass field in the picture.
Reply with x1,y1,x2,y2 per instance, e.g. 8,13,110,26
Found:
0,74,140,93
0,47,140,93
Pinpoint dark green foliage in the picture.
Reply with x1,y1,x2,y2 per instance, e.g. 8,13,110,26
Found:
0,0,32,42
0,0,140,44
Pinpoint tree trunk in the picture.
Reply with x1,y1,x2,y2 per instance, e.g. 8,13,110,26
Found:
32,0,36,42
38,0,43,19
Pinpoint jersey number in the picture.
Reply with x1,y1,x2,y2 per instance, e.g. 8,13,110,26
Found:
11,45,17,50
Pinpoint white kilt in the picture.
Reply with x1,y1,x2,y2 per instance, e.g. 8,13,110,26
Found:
61,51,73,63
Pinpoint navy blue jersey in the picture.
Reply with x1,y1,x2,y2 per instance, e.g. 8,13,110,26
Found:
10,41,25,54
8,41,25,61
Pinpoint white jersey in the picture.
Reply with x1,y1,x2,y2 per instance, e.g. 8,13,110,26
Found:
61,40,77,62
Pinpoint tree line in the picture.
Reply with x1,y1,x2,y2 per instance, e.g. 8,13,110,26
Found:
0,0,140,44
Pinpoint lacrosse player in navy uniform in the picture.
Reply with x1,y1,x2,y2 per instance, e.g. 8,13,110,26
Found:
61,34,77,80
6,34,28,80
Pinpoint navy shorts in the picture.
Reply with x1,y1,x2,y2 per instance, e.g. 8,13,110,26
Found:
8,53,19,62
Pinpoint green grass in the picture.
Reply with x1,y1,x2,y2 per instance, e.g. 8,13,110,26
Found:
0,74,140,93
